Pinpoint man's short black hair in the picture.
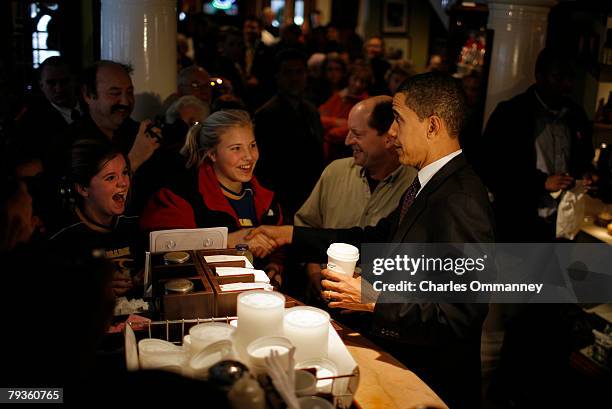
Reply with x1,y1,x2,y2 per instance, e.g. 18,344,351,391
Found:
244,15,262,26
396,72,466,138
535,47,572,77
274,48,307,74
81,60,132,98
368,99,394,135
38,56,71,80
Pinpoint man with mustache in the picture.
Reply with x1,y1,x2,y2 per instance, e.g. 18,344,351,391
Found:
68,60,159,173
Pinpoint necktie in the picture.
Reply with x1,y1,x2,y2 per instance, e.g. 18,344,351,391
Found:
70,109,80,122
399,177,421,224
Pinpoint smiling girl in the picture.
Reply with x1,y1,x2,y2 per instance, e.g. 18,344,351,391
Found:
50,139,143,296
141,110,284,284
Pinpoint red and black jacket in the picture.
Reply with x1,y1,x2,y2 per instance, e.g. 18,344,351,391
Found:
141,161,283,232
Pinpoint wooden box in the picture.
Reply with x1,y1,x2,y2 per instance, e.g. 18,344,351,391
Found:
197,249,300,316
150,250,214,319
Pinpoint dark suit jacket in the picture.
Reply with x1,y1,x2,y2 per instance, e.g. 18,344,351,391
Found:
254,94,324,220
11,97,74,166
294,154,495,409
479,85,593,241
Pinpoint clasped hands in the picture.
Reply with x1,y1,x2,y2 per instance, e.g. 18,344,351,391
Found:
227,225,294,258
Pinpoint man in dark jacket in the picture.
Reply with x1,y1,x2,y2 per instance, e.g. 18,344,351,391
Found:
12,56,82,164
254,49,324,221
478,48,594,242
249,72,496,409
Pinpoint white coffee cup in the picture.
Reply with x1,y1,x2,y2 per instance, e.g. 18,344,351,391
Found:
326,243,359,276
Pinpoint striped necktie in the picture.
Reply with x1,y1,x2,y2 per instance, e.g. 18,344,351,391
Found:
399,177,421,224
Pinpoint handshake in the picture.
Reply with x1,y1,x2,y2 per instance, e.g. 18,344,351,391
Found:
227,225,294,258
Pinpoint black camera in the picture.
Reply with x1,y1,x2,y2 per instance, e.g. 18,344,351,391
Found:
146,115,166,142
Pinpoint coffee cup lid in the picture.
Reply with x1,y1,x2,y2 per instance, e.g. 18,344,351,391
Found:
327,243,359,260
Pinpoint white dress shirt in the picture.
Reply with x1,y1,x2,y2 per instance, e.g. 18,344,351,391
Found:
415,149,463,197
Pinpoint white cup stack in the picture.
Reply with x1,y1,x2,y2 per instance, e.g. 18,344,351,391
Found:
235,290,285,347
284,306,330,361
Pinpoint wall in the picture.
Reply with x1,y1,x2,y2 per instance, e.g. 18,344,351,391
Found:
362,0,431,71
316,0,332,25
81,0,95,68
408,0,431,72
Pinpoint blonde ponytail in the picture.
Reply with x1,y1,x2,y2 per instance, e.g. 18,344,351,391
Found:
180,109,253,169
180,122,205,169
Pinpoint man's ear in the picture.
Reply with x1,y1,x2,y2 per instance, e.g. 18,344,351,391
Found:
427,115,443,139
81,85,95,105
382,132,396,149
75,183,88,198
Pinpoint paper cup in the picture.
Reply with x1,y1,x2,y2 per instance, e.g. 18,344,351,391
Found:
294,370,317,397
326,243,359,276
246,336,293,374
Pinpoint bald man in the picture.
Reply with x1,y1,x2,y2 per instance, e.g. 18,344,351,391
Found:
161,65,212,115
295,96,416,229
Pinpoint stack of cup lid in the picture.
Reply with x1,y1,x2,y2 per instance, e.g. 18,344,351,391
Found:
138,338,186,373
188,340,237,380
189,322,236,352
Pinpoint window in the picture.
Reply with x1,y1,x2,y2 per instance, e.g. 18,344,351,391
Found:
30,2,60,68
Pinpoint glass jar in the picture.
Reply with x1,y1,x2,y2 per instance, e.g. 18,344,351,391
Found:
235,243,254,265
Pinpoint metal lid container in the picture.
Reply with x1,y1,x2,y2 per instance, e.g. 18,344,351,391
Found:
163,251,191,264
165,278,194,294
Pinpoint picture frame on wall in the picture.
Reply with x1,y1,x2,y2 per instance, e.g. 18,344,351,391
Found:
385,36,411,60
382,0,408,34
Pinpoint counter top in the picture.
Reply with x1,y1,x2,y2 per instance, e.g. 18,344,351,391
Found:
580,195,612,245
339,327,448,409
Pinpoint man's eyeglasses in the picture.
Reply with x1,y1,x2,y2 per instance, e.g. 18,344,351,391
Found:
181,81,209,90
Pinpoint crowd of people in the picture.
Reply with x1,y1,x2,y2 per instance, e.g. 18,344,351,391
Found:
0,10,604,408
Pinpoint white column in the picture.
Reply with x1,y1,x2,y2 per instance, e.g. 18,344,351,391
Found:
483,0,557,125
101,0,177,121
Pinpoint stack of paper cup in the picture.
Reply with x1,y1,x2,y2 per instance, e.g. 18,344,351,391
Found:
326,243,359,276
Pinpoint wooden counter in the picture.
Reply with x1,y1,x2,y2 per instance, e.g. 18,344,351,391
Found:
339,327,448,409
579,195,612,245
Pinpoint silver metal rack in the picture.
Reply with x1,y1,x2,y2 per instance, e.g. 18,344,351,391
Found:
128,317,357,408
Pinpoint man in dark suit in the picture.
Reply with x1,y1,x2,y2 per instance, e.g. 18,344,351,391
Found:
12,56,82,164
249,73,495,408
478,48,594,242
